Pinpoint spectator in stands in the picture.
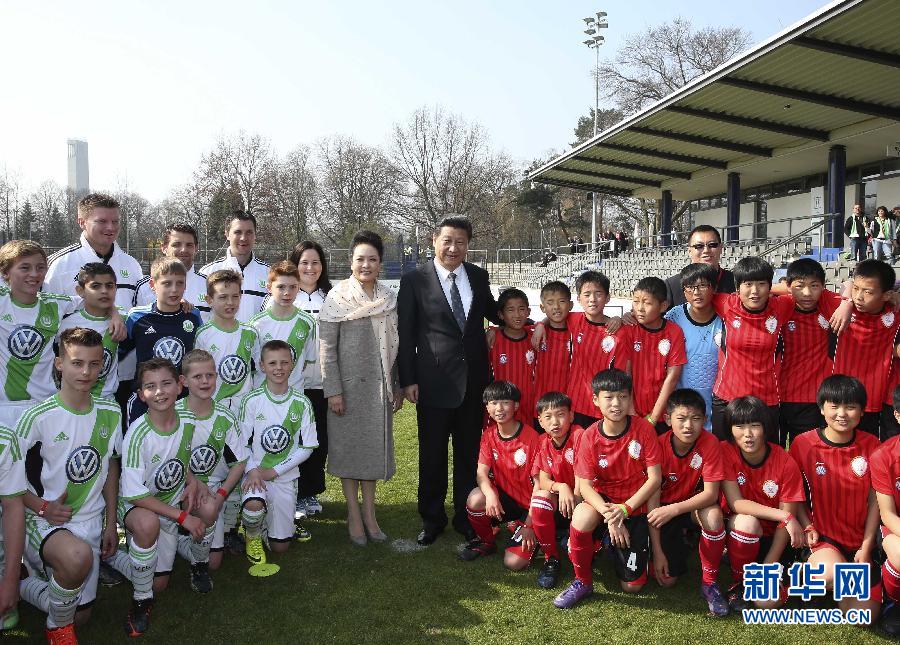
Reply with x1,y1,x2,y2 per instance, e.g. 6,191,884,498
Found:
870,206,896,261
664,225,736,310
845,203,868,263
574,235,584,253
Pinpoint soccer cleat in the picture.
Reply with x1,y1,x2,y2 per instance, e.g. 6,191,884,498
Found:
537,557,562,589
189,562,213,594
294,524,312,542
45,623,78,645
458,539,497,561
98,560,127,587
879,600,900,637
245,535,266,566
225,528,246,555
294,501,308,521
124,598,153,638
701,582,729,617
553,579,593,608
726,583,747,613
305,496,323,515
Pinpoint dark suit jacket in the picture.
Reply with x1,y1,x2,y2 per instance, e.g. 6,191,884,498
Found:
664,266,736,310
398,261,499,408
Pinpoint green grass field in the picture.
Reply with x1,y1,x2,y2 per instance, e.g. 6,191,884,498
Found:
7,405,897,643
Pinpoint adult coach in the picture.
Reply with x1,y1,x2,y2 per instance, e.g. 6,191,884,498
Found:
201,211,269,322
664,224,735,309
398,215,500,546
135,222,210,319
45,193,143,309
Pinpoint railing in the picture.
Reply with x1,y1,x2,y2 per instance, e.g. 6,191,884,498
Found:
758,213,842,262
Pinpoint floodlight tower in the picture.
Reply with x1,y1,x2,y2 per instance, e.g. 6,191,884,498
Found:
583,11,608,251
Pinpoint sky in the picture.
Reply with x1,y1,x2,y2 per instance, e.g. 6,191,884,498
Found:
0,0,827,201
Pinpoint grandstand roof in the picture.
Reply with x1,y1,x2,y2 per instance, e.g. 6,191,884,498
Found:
528,0,900,201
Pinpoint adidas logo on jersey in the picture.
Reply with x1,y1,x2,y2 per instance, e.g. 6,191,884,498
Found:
151,454,161,463
0,314,11,322
210,344,219,353
145,325,157,335
256,413,266,420
54,432,69,442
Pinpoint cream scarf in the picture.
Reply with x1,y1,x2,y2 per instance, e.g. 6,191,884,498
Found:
319,276,399,401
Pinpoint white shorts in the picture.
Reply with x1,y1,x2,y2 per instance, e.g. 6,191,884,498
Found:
0,401,37,432
206,483,226,551
24,513,103,607
241,478,297,542
118,499,178,576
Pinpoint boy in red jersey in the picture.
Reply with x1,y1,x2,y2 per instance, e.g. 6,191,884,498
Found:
529,391,584,589
533,282,573,408
647,389,728,616
616,277,687,434
459,381,541,566
553,369,662,609
790,374,881,624
720,396,805,611
831,260,900,438
871,386,900,636
489,289,536,426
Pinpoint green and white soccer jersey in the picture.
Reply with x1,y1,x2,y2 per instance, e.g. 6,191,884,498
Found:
176,399,248,485
57,309,121,398
16,395,122,522
248,308,315,388
0,425,26,498
120,412,195,507
193,321,260,403
238,385,317,483
0,285,75,403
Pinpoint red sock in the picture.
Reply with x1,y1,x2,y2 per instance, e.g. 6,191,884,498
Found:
568,527,595,585
699,528,727,585
466,505,495,545
884,560,900,602
727,529,760,583
530,497,558,560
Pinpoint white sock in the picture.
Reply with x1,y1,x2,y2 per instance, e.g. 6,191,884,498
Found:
191,525,214,564
241,507,265,539
223,490,240,531
128,541,158,601
46,575,82,629
176,534,192,563
19,576,49,613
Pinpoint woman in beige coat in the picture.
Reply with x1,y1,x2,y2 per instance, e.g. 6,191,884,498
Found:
319,230,402,545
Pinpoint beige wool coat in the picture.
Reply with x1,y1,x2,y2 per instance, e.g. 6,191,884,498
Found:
319,316,398,481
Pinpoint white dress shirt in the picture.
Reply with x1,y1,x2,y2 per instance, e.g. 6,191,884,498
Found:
433,258,472,319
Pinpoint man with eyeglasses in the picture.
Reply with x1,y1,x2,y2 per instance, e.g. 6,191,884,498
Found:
664,225,735,310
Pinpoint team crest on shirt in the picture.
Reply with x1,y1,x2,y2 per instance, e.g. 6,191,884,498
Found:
39,315,52,328
290,412,300,423
817,314,829,330
883,311,896,328
546,456,554,469
153,336,185,365
689,453,703,470
667,472,678,483
513,448,527,467
8,325,45,360
258,280,266,289
764,316,778,335
736,472,747,486
499,353,508,365
713,330,723,347
732,319,742,329
628,440,642,460
850,456,868,478
577,332,584,344
762,479,779,498
99,426,110,439
564,448,575,465
218,355,248,385
895,477,900,491
598,454,609,469
198,294,207,303
601,336,615,353
295,329,306,340
633,341,642,353
787,321,796,332
525,350,535,365
815,461,827,476
260,425,290,454
658,339,671,356
491,448,499,462
66,446,101,484
183,320,194,333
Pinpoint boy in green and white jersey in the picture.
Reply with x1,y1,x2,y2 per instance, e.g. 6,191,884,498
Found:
177,349,248,582
194,270,260,410
108,358,218,637
56,263,122,398
239,340,317,571
17,328,122,643
0,418,26,633
249,261,315,390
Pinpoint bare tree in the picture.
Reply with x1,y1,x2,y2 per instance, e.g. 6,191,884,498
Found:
0,170,21,241
195,131,278,217
272,145,318,250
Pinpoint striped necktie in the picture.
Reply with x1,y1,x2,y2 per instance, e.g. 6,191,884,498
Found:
448,272,466,331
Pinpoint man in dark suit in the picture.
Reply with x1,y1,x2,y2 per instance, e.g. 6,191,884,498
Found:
398,215,499,545
664,224,736,309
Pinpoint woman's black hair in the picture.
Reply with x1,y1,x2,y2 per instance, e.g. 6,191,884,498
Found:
350,230,384,260
483,380,521,404
816,374,867,409
724,396,770,441
732,256,774,286
289,240,332,294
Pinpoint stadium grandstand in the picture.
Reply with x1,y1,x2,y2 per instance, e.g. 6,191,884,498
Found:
526,0,900,296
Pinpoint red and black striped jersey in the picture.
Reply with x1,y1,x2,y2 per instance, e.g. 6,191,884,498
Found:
565,313,623,418
615,321,688,417
534,325,572,401
658,429,725,505
778,291,842,404
871,435,900,513
533,425,585,489
477,421,540,509
832,306,900,412
490,327,537,423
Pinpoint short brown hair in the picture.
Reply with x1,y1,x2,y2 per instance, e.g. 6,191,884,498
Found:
150,256,187,280
206,269,242,297
136,358,180,388
181,348,216,375
58,327,103,359
261,339,294,362
162,222,199,246
0,240,48,276
77,193,120,220
267,261,300,284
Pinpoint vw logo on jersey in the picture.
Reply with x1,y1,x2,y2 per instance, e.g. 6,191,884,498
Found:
218,355,248,385
8,325,44,360
154,458,186,492
153,337,185,365
66,445,101,484
260,425,290,454
100,347,114,379
190,444,219,476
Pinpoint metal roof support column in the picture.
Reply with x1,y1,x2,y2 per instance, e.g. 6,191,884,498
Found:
727,172,741,244
661,190,673,247
827,145,846,249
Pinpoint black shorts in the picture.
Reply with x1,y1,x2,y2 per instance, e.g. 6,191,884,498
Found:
495,487,529,525
757,535,797,577
659,512,694,578
859,410,881,439
779,402,824,446
883,404,900,442
594,514,650,583
573,412,599,429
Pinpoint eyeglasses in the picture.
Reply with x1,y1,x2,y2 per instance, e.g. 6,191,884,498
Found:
683,283,712,293
689,242,721,251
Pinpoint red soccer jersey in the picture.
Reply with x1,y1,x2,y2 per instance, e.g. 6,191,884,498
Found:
534,324,572,401
616,320,688,417
477,421,540,509
871,435,900,513
720,440,805,536
533,425,585,489
778,291,842,404
832,306,900,413
658,429,726,505
490,327,537,422
712,293,795,405
566,313,624,418
885,357,900,407
574,416,662,514
790,429,880,550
